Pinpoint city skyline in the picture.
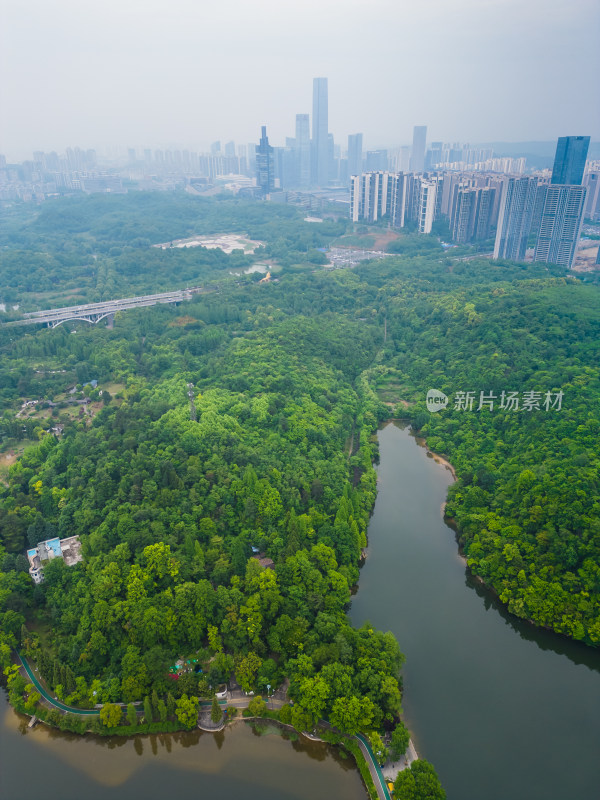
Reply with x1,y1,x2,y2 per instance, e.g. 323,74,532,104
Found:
1,0,599,160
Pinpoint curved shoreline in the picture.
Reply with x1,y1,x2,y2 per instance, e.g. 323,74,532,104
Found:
396,420,600,651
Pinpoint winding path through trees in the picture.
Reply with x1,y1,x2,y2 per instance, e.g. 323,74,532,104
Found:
15,652,391,799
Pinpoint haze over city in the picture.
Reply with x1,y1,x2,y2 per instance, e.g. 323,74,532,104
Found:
2,0,599,160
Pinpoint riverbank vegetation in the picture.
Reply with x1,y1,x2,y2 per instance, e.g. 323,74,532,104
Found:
361,265,600,643
0,192,598,795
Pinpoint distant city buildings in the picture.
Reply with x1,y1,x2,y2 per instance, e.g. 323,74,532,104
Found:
312,77,329,187
255,126,275,197
348,133,363,178
351,168,514,241
1,78,596,260
365,150,388,172
410,126,427,173
490,136,590,268
295,114,311,190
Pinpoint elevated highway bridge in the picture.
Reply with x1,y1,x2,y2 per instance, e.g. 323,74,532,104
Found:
2,287,205,328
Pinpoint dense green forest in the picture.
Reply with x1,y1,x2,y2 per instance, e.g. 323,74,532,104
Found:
357,266,600,643
0,192,344,309
0,194,599,763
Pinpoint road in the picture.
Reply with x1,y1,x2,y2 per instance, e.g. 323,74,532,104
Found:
16,652,391,798
355,732,393,800
16,651,99,715
16,652,284,717
2,287,205,328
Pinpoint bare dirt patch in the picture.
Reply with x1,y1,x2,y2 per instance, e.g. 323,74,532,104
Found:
371,230,401,250
573,242,600,273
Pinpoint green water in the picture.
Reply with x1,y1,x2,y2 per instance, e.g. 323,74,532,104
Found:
349,422,600,800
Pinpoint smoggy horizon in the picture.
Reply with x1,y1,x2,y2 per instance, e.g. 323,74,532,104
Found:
1,0,599,161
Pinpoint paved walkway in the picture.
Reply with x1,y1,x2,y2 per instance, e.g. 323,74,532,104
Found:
319,721,391,800
16,649,396,800
16,652,285,719
382,737,418,780
354,732,393,800
16,651,99,716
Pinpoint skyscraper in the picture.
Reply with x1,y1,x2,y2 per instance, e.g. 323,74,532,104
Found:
551,136,590,185
494,177,538,261
451,187,496,243
410,126,427,173
417,179,437,233
348,133,363,178
350,171,395,223
312,77,329,186
584,171,600,221
533,136,590,268
295,114,311,189
534,185,587,268
255,126,274,197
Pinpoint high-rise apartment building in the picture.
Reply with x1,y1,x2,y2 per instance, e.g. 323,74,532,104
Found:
349,171,409,226
350,171,391,223
417,178,437,233
550,136,590,185
348,134,363,178
295,114,311,189
533,185,587,268
255,126,274,196
403,174,422,225
532,136,589,268
584,171,600,221
410,126,427,173
388,173,407,228
494,177,538,261
312,77,329,186
451,187,496,243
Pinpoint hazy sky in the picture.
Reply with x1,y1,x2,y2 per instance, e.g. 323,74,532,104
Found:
1,0,599,160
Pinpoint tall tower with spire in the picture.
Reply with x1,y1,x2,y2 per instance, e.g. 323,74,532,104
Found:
256,125,274,196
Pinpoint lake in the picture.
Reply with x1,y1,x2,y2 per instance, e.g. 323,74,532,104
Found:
349,422,600,800
0,694,366,799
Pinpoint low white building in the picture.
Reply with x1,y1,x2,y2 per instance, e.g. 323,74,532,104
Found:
26,535,83,583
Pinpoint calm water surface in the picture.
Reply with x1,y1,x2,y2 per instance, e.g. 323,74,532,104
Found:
349,422,600,800
3,422,599,800
0,693,365,800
